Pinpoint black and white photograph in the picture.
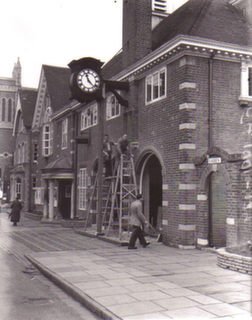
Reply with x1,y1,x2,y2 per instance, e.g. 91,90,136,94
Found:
0,0,251,319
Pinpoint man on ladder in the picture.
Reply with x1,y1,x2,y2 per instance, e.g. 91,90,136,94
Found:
117,134,130,158
103,134,115,177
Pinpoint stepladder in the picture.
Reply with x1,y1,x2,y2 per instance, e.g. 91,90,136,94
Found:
84,153,138,240
105,154,138,239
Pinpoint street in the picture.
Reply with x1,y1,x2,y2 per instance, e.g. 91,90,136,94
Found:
0,207,251,320
0,209,99,320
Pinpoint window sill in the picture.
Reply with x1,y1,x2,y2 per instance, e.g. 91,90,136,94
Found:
239,96,252,107
106,115,120,121
145,95,166,106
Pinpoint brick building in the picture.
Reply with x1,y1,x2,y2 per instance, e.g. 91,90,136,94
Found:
0,58,21,200
31,65,72,218
71,0,252,249
10,88,37,211
10,0,252,250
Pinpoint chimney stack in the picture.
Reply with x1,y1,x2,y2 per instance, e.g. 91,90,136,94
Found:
122,0,152,68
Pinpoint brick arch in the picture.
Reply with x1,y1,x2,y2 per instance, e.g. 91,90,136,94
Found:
199,163,231,193
135,146,166,177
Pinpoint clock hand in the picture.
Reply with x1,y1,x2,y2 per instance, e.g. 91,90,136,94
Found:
86,74,94,86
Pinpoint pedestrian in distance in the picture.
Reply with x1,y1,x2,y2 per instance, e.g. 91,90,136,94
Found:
128,194,150,249
10,196,22,226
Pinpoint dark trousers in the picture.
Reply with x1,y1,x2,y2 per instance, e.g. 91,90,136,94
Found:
104,158,112,177
128,226,147,248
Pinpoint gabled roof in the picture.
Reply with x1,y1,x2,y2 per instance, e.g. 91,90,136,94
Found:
102,51,123,79
42,65,71,112
32,65,72,130
102,0,249,81
152,0,249,50
19,88,37,128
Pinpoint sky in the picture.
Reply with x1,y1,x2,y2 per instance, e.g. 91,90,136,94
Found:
1,0,188,88
1,0,123,88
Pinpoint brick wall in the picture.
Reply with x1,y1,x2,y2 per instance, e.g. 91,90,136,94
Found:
132,52,250,247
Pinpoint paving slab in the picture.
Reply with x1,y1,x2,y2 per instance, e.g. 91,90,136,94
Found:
25,237,252,320
17,224,252,320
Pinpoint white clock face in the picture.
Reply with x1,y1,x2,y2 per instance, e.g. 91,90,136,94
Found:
77,69,101,93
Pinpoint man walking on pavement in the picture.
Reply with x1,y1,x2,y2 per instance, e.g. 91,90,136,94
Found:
128,194,150,249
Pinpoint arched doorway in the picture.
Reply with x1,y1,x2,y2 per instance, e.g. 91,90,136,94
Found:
139,153,162,228
208,171,227,248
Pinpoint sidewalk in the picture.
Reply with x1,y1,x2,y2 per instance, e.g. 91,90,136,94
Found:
26,236,252,320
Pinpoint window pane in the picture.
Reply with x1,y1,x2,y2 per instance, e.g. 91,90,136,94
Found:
79,169,87,209
249,68,252,96
8,99,12,122
2,99,6,121
146,77,152,102
159,70,166,97
153,73,159,99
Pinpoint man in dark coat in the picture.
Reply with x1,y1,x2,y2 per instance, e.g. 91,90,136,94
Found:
10,196,22,226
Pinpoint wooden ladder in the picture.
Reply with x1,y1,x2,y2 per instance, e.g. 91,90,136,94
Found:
105,154,138,239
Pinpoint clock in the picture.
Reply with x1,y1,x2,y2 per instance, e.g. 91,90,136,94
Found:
77,68,101,93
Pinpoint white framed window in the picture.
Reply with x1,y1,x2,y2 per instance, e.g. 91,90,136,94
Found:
34,187,44,205
80,104,98,130
241,62,252,99
106,95,121,120
61,118,68,149
33,143,38,162
42,124,53,156
15,178,21,199
145,67,166,104
78,168,87,210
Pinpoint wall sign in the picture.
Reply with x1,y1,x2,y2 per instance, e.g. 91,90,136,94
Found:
208,157,221,164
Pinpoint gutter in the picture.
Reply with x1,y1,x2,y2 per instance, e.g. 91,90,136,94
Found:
113,34,252,82
208,53,215,150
